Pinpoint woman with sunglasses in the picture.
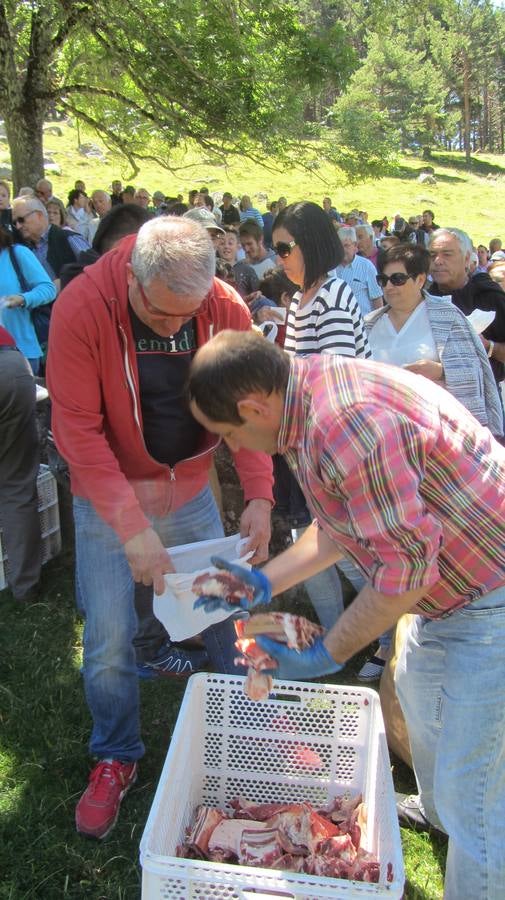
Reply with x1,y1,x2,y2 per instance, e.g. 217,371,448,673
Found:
368,243,502,433
272,200,370,359
270,201,370,631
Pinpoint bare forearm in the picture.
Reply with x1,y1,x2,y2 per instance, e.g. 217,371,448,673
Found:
323,582,428,663
262,522,345,596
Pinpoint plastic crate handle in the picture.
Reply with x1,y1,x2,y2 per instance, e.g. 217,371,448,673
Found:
240,892,295,899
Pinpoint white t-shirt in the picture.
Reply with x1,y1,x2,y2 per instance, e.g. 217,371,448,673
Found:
250,254,276,278
284,277,370,358
368,302,439,366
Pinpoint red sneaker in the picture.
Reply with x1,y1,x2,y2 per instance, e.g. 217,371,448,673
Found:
75,759,138,839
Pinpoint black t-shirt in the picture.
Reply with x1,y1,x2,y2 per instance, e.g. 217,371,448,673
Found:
129,307,203,466
220,204,240,225
431,273,505,384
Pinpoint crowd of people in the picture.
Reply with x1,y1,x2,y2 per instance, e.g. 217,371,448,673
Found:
1,172,504,899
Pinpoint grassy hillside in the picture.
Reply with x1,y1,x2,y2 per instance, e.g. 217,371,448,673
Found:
2,122,505,244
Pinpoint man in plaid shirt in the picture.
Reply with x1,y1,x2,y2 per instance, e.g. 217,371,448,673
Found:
189,329,505,900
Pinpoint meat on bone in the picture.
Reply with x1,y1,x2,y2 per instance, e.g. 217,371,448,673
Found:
192,570,254,606
234,613,325,701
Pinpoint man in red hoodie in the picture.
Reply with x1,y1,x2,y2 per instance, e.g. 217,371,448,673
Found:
46,217,274,839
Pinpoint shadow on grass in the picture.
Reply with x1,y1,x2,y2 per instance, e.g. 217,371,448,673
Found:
0,550,187,900
431,152,505,177
392,164,466,185
389,151,505,184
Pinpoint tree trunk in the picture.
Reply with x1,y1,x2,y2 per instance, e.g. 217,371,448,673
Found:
462,51,471,165
6,104,46,194
483,77,489,150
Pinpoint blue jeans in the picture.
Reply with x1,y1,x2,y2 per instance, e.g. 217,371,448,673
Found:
27,357,41,376
291,528,367,630
395,585,505,900
74,486,242,762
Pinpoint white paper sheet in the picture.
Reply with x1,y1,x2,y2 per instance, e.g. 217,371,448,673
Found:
153,534,252,641
466,308,496,334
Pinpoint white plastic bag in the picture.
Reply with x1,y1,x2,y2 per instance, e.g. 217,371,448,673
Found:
153,534,252,641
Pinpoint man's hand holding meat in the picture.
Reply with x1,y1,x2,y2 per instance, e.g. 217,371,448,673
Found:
193,557,273,612
255,634,341,681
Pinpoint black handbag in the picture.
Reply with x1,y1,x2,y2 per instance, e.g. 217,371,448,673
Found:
8,245,54,344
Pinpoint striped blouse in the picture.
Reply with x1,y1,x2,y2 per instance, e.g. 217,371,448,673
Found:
284,277,371,359
278,355,505,618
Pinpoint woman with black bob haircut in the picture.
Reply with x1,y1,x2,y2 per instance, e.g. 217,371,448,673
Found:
272,200,343,291
270,200,371,634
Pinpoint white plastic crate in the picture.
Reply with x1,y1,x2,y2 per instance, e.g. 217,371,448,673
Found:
140,673,404,899
0,464,61,591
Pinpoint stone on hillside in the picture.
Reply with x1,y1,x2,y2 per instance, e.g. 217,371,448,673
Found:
78,142,106,161
44,161,62,175
44,125,63,137
419,165,435,175
255,192,269,202
0,164,12,178
418,172,437,185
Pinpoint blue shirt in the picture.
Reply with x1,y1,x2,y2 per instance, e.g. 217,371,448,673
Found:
239,208,264,229
0,245,57,358
333,254,382,316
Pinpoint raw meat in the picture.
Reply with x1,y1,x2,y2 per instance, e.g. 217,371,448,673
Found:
234,613,325,701
177,794,382,885
236,612,324,649
192,570,254,606
186,805,227,855
239,826,285,867
208,818,270,857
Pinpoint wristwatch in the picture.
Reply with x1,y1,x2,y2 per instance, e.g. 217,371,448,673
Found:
487,340,495,358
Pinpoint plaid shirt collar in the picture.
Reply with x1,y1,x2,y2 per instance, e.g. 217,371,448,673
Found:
277,357,308,453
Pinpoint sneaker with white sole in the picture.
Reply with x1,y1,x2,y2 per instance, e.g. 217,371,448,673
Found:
137,640,208,679
76,759,137,839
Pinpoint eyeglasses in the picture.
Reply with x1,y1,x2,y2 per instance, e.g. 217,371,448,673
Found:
13,211,37,226
273,240,297,259
137,280,203,319
376,272,412,288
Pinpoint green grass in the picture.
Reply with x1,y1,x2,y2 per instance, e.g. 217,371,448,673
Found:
0,544,446,900
1,122,505,244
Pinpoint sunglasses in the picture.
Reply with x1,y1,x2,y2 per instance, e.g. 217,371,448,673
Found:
376,272,412,287
273,240,297,259
13,210,37,226
137,280,202,320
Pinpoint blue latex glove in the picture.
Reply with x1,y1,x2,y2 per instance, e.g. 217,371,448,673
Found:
193,556,272,613
255,635,343,681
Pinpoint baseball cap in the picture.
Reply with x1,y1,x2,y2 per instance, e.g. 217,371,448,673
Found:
489,250,505,261
183,207,224,234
